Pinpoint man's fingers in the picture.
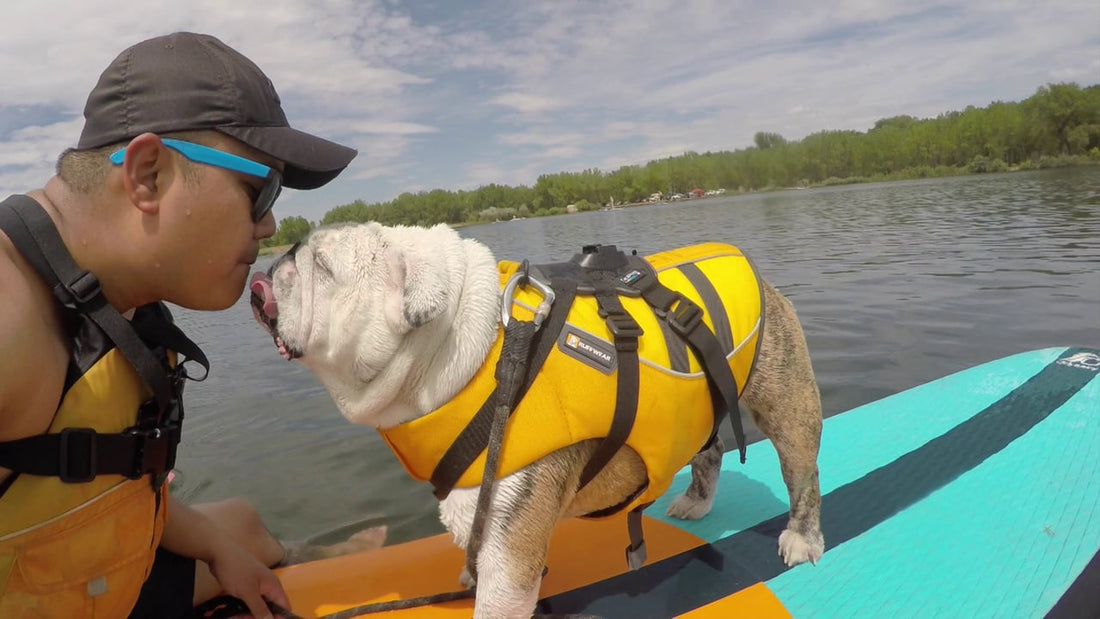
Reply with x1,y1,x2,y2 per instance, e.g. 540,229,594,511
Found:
261,574,291,610
241,590,274,619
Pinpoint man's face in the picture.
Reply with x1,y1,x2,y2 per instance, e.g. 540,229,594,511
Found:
155,135,281,311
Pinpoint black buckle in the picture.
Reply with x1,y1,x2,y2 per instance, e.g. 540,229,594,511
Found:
668,297,703,337
127,424,177,480
53,270,102,308
58,427,97,483
606,313,643,352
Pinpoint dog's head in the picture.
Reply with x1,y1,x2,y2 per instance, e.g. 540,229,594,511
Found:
250,222,461,416
250,221,501,426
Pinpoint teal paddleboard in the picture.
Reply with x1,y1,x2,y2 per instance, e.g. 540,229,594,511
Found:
539,346,1100,618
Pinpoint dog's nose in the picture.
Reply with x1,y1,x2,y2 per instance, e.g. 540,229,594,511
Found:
267,241,302,276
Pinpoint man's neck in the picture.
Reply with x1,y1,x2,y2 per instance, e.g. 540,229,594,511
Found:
36,178,147,313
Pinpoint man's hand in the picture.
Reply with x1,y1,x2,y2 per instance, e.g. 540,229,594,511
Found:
158,494,291,619
206,542,289,619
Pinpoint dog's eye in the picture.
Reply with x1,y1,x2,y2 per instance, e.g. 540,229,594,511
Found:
313,251,333,276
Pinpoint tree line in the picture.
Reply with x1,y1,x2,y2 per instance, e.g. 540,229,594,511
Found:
264,82,1100,248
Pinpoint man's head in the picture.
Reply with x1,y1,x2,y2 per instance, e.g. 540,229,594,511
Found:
53,32,356,312
78,32,355,190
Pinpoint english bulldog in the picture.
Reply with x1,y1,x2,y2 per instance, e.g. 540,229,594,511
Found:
249,222,824,618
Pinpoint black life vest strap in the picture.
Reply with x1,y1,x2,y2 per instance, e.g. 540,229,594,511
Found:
0,195,204,483
0,424,181,483
576,290,641,490
633,269,747,463
0,195,173,415
428,276,578,499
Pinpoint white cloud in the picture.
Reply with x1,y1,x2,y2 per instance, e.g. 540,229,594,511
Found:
1,0,1096,220
490,92,566,115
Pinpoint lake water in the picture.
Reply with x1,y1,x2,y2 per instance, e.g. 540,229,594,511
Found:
170,167,1100,546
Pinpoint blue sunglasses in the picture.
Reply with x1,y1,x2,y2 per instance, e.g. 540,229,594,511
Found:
109,138,282,223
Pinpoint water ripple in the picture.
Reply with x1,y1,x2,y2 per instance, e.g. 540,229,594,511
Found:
172,167,1100,541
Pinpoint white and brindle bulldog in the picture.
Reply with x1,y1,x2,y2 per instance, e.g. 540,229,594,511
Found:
250,222,824,618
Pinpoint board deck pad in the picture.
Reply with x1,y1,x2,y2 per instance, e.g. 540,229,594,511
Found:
273,347,1100,618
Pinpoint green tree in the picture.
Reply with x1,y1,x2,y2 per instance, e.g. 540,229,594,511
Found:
753,132,788,150
305,81,1099,228
267,215,311,247
1027,83,1099,154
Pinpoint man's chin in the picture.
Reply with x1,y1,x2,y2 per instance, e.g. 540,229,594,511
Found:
173,281,247,311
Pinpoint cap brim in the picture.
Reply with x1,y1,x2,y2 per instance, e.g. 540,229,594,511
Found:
217,125,357,190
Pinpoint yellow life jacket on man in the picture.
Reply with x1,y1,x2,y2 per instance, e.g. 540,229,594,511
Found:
380,242,762,517
0,196,202,618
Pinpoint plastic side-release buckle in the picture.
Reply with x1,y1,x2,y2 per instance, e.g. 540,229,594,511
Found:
668,296,703,337
128,422,180,480
58,427,97,483
127,427,162,480
606,312,643,338
53,270,102,309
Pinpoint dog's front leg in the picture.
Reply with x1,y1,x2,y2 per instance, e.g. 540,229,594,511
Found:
441,469,561,619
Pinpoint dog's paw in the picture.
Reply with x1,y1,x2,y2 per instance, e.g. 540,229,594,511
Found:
777,528,825,566
459,565,476,589
664,492,714,520
347,525,388,552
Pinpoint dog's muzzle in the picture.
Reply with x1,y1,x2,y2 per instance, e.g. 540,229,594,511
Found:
249,271,279,331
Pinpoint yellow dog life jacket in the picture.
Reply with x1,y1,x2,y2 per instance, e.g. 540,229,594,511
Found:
380,242,762,516
0,195,198,618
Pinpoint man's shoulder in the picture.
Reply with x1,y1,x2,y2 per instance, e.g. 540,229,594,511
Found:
1,230,52,346
0,230,70,436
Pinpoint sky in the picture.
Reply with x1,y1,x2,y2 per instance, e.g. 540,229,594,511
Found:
1,1,1097,224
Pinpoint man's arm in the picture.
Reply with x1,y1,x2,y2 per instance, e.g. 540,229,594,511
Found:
159,493,289,619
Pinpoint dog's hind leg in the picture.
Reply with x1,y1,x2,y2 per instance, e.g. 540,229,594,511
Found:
665,435,724,520
744,283,825,566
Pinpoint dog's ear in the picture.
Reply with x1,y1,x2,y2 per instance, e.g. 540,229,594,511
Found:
383,243,448,333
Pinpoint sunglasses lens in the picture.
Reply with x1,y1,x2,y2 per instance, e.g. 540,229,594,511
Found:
253,172,283,222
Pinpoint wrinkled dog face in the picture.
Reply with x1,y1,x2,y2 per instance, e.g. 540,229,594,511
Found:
250,222,421,382
250,221,501,427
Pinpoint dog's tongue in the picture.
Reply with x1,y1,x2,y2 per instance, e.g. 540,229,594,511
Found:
249,272,278,320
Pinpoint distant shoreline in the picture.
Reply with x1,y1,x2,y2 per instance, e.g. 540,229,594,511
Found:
258,161,1098,257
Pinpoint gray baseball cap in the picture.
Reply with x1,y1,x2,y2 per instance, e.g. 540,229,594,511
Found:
77,32,356,190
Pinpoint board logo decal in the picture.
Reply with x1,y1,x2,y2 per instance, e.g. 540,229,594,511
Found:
1057,352,1100,371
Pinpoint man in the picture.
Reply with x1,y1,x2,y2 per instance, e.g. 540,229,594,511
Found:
0,32,357,618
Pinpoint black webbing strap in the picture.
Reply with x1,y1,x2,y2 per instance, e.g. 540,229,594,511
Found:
0,195,189,482
0,424,181,482
131,304,211,382
0,195,173,415
624,505,649,570
429,278,577,499
632,269,747,463
577,291,642,490
667,297,746,462
464,318,537,583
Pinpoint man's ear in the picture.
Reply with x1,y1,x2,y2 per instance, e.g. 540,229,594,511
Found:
115,133,171,216
383,243,449,333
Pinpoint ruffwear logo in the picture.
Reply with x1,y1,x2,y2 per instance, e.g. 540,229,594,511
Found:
560,328,616,374
1057,352,1100,371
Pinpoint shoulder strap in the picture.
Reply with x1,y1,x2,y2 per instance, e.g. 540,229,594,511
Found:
0,195,192,483
632,267,747,463
0,195,173,414
428,277,577,498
